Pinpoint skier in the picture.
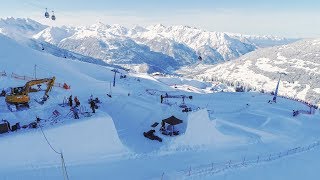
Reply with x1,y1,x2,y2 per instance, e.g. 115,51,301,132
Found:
90,99,96,113
68,95,73,107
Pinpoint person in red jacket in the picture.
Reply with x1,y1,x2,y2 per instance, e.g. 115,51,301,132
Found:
74,96,80,107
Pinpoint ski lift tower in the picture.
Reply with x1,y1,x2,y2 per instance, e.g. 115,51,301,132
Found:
273,72,287,103
111,69,120,87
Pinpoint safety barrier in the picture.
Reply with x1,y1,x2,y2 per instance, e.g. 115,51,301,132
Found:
10,72,70,90
79,105,89,114
209,104,249,115
11,72,34,81
163,141,320,179
208,77,319,109
0,71,7,76
275,94,318,110
145,89,177,96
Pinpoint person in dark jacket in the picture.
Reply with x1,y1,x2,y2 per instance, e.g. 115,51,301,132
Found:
90,99,96,113
68,95,73,107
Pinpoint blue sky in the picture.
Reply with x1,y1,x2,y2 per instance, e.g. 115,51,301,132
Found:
1,0,320,38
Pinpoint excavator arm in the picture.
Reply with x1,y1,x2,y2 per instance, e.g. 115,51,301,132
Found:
43,77,56,100
24,77,56,95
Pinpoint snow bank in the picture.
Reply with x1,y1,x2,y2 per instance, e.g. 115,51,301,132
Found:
0,115,129,168
168,109,238,149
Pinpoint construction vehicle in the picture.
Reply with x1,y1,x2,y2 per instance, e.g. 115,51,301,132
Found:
5,77,56,111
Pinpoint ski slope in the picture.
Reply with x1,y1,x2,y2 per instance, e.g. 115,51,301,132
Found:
0,34,320,180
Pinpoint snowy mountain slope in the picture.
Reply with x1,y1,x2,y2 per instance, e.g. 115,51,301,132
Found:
30,19,295,71
0,18,125,71
0,32,320,180
0,17,296,74
134,24,257,63
0,17,47,40
27,38,125,69
58,33,179,73
182,38,320,104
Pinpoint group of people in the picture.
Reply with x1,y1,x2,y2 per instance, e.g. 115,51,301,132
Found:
68,95,80,119
67,95,98,119
68,95,80,107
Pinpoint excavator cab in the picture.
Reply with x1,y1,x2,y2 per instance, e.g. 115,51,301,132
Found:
6,87,30,107
12,87,24,95
5,77,55,111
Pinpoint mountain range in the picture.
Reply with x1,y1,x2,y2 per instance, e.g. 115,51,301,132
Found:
0,17,296,73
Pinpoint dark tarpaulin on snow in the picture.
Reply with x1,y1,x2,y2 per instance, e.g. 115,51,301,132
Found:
162,116,183,125
0,122,10,134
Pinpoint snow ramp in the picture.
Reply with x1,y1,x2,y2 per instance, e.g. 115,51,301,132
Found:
167,109,241,150
0,114,129,169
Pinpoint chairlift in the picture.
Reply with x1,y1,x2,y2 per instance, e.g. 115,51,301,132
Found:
51,11,56,21
44,8,50,18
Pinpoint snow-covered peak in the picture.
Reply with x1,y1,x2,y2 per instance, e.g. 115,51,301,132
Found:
128,25,147,36
0,17,47,38
88,22,111,31
147,23,166,31
0,17,45,29
131,25,147,32
109,24,129,36
33,26,75,45
68,22,130,39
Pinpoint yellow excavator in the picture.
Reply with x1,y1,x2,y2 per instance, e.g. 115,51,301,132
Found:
5,77,56,111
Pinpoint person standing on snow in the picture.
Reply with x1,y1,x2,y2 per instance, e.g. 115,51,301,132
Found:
74,96,80,107
90,99,96,113
68,95,73,107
